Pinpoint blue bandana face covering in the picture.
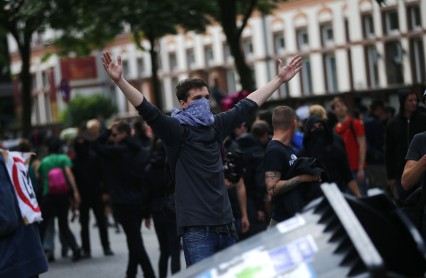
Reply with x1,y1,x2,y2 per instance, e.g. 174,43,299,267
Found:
171,98,214,126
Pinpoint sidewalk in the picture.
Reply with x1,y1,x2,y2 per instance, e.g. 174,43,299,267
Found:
40,216,184,278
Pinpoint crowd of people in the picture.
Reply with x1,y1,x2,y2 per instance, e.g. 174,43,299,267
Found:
1,52,426,277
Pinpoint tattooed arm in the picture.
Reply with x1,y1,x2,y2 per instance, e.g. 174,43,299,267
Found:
265,171,321,197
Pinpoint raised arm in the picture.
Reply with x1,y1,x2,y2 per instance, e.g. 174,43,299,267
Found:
247,56,302,106
401,156,426,191
101,51,144,107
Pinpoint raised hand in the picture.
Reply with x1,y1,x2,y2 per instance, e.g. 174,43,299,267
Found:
101,51,122,83
277,56,303,83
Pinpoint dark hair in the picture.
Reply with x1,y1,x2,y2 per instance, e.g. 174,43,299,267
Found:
47,137,63,154
369,99,385,112
17,139,32,152
251,120,269,138
330,96,345,110
112,121,131,135
272,106,296,130
176,78,209,102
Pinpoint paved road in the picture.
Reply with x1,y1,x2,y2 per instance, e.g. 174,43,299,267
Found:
40,215,185,278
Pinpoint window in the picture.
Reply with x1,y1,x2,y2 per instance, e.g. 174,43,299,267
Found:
385,41,404,84
32,30,44,47
365,45,380,88
186,49,195,69
407,5,421,31
383,10,399,35
297,29,309,51
410,38,425,84
32,95,40,124
324,53,338,92
223,43,233,64
137,57,145,77
362,14,375,39
242,37,254,58
278,83,289,99
44,93,52,123
157,54,162,71
168,52,177,71
301,57,313,95
122,60,129,76
171,77,180,108
42,71,48,88
344,18,350,42
321,24,334,48
226,69,237,93
273,32,285,55
204,45,214,67
31,74,37,90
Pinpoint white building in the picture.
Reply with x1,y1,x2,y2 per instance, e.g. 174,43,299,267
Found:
7,0,426,126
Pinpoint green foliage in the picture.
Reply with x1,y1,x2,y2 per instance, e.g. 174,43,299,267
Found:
48,0,124,57
61,94,117,126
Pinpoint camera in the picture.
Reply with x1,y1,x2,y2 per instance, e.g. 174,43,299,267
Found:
223,152,243,183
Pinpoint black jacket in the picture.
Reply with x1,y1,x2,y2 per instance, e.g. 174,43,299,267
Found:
298,116,353,192
93,130,150,211
385,95,426,180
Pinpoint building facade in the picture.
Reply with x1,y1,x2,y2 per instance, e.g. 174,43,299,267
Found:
7,0,426,126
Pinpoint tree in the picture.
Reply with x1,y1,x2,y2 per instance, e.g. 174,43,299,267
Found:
210,0,388,91
1,1,51,137
0,0,121,137
61,94,117,127
212,0,281,91
119,0,214,110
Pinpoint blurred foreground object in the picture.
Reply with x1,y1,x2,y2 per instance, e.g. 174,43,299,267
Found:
175,184,426,277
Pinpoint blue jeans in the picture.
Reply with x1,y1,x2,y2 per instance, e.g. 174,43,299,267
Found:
352,170,369,197
182,224,236,267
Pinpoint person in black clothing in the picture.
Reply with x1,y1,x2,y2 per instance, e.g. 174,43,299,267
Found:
93,121,155,278
385,89,426,200
72,136,113,258
264,106,323,225
363,100,387,191
145,139,181,278
234,120,270,238
297,116,360,196
101,51,303,266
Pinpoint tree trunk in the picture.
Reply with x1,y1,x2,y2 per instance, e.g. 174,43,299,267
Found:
218,0,256,92
0,32,11,83
148,36,163,110
19,40,32,138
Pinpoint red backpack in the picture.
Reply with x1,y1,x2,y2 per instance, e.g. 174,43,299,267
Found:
47,168,69,195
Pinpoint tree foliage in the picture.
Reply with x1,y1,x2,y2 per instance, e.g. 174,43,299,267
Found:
119,0,215,110
61,94,117,127
1,1,56,137
2,0,389,136
0,0,123,136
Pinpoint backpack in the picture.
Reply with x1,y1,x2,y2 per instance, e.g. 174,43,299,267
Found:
47,167,69,195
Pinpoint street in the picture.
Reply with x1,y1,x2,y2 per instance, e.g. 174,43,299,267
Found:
40,215,185,278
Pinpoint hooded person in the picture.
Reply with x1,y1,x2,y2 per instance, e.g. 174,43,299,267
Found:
298,115,361,196
385,89,426,200
72,136,113,258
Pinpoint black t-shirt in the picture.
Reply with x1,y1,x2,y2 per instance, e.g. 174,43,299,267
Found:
264,140,299,221
405,131,426,189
